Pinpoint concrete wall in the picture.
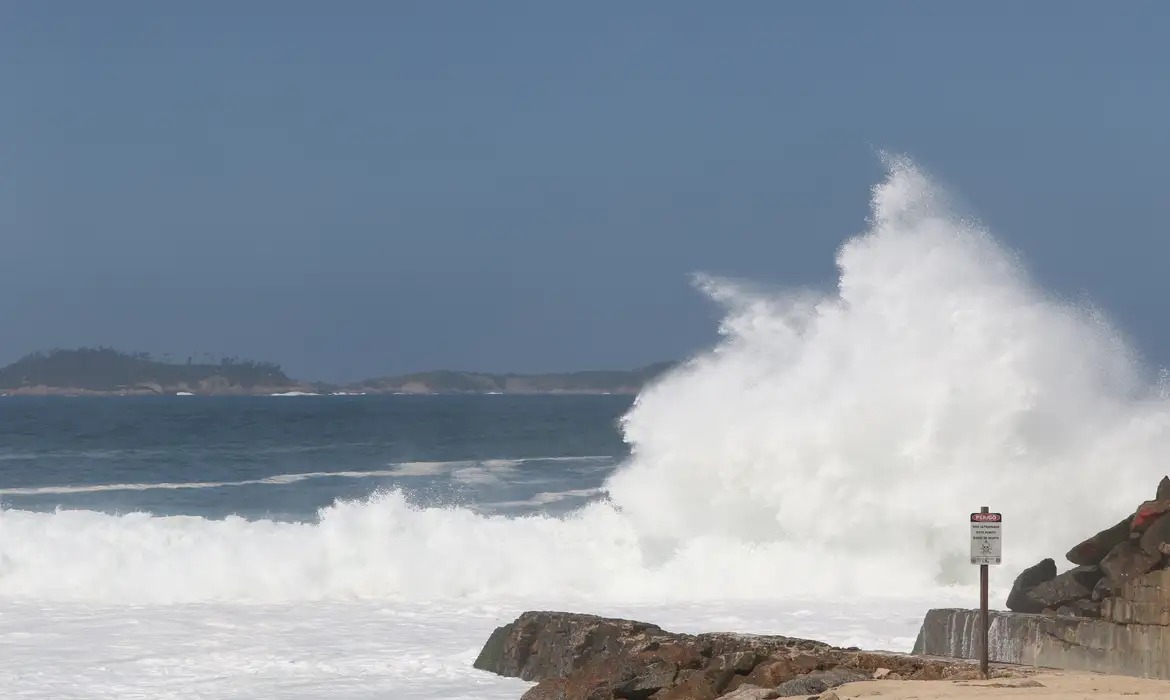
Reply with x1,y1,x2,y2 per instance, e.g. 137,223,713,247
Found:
913,608,1170,680
1103,568,1170,626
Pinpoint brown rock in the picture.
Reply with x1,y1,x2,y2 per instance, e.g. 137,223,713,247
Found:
475,611,669,681
1132,499,1170,533
652,643,705,671
1100,541,1162,585
770,668,867,697
652,670,717,700
704,653,760,694
789,653,821,675
480,611,978,700
741,660,795,688
1005,558,1056,612
1024,565,1101,610
1140,512,1170,557
1066,517,1133,565
716,686,777,700
522,656,656,700
1158,476,1170,501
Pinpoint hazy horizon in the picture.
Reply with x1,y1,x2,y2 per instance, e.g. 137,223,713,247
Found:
3,3,1168,382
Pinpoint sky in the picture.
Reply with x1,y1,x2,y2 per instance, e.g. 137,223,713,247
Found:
1,2,1168,381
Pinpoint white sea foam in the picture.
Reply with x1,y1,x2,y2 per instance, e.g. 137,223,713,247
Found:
0,457,611,496
0,597,944,700
3,156,1168,610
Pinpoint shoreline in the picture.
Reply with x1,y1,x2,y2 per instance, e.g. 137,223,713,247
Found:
832,672,1170,698
0,387,639,397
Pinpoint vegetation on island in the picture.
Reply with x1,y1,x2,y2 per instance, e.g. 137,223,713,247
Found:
0,348,293,393
351,361,676,394
0,348,675,396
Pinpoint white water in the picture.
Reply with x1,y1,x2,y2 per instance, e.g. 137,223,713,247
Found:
3,156,1169,697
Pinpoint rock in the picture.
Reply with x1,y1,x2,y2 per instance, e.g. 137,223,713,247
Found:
653,670,718,700
1025,565,1103,610
1132,499,1170,533
1091,576,1115,602
1072,599,1102,618
715,685,776,700
770,669,867,697
479,611,976,700
705,653,762,694
1140,512,1170,557
1066,517,1133,565
474,611,671,681
788,654,821,675
740,660,795,688
818,693,841,700
1100,541,1162,585
1005,558,1057,612
1159,476,1170,501
872,667,891,679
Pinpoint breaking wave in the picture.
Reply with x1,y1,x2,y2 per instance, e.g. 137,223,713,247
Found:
3,155,1168,605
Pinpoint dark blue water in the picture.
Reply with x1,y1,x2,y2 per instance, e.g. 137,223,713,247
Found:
0,395,632,520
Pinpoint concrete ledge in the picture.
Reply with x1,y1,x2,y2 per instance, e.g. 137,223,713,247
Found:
913,608,1170,679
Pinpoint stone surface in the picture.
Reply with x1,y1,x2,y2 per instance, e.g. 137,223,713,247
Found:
715,685,775,700
1102,568,1170,626
1140,512,1170,557
1100,541,1161,585
1159,476,1170,501
913,607,1170,680
480,611,981,700
1005,558,1056,613
1091,576,1115,602
475,611,670,681
1025,565,1102,610
739,661,795,689
1066,517,1133,566
1133,499,1170,533
769,669,867,697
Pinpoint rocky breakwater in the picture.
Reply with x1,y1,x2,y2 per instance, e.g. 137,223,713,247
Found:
475,611,1004,700
1006,476,1170,620
915,476,1170,679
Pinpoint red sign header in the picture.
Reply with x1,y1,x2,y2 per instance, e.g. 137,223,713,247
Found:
971,512,1002,522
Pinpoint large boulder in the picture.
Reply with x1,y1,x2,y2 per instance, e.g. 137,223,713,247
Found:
1158,476,1170,501
1026,565,1103,611
1005,558,1056,612
1066,517,1133,566
1140,512,1170,557
1100,541,1161,586
476,611,982,700
1132,499,1170,533
474,611,673,681
770,668,868,697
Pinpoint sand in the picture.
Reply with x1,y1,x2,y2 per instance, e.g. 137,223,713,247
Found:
831,672,1170,699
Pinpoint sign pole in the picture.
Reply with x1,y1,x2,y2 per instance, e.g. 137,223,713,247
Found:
979,505,989,679
970,506,1001,679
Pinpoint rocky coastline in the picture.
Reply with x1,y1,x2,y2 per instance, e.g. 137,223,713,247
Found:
472,611,1026,700
1005,475,1170,619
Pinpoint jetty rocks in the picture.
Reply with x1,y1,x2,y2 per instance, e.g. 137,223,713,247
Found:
474,611,997,700
1006,475,1170,620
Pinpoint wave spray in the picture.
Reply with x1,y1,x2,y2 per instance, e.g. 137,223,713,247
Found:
3,155,1168,604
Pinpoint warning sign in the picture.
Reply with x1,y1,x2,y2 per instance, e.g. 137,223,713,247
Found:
970,512,1002,565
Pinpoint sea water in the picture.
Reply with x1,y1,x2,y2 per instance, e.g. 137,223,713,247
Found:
3,157,1169,699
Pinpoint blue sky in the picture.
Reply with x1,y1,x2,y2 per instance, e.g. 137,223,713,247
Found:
2,2,1168,381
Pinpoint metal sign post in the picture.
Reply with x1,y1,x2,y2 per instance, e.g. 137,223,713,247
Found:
970,507,1002,679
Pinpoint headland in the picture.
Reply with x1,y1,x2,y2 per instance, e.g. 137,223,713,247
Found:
0,348,673,396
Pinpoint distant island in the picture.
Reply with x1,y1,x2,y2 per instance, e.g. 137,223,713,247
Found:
0,348,675,396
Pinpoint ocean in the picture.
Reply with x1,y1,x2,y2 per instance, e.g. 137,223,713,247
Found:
3,158,1169,699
